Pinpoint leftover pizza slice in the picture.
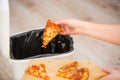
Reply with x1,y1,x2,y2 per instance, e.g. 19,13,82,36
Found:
69,68,89,80
57,61,79,78
25,64,49,80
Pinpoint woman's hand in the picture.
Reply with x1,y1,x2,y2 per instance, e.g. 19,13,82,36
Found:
56,18,120,45
56,18,86,35
100,68,120,80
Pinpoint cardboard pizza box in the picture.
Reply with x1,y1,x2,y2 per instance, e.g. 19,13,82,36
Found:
22,59,107,80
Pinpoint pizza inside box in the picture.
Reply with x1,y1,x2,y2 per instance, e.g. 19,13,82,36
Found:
10,20,107,80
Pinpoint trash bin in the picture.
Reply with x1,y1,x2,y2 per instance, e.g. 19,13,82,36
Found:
10,29,74,80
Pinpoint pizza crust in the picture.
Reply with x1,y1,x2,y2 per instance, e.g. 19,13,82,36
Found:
22,59,107,80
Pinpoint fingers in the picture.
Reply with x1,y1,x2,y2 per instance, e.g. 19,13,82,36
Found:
100,68,120,80
99,75,113,80
55,18,81,35
55,19,70,35
102,67,117,73
59,24,69,35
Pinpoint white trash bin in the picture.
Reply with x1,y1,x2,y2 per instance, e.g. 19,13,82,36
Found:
1,29,74,80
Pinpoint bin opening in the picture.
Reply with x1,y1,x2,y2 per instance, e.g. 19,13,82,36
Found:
10,29,74,60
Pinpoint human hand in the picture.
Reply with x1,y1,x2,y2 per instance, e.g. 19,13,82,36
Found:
56,18,86,35
100,67,120,80
56,18,120,45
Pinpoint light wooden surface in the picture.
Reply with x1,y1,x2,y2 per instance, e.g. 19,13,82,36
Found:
0,0,120,80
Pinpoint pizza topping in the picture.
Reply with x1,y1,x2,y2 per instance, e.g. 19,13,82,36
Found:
42,19,64,48
57,61,79,78
26,64,49,80
69,68,89,80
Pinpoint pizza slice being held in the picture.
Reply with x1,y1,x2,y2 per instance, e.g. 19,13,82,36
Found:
25,64,49,80
42,19,64,48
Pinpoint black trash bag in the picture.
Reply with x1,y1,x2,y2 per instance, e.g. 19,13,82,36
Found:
10,29,74,60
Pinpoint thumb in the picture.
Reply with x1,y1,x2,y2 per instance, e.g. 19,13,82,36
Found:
102,67,116,73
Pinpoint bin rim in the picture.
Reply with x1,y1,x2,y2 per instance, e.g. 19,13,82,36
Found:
10,50,74,62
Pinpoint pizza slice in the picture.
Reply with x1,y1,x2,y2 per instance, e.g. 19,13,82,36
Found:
42,19,64,48
57,61,79,78
25,64,49,80
69,68,89,80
